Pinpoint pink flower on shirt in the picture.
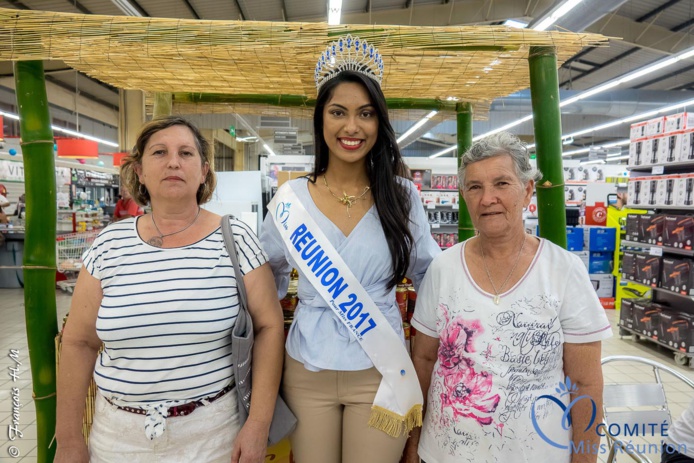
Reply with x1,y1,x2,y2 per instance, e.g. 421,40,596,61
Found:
436,304,500,426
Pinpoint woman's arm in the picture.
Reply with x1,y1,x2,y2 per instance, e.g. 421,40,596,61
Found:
402,333,439,463
231,263,285,463
54,268,103,463
563,341,604,463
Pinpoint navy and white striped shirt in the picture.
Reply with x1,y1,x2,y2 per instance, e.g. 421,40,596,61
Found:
83,216,268,406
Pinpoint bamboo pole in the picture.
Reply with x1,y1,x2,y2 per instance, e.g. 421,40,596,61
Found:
456,102,475,242
528,46,566,248
172,92,460,111
13,60,58,463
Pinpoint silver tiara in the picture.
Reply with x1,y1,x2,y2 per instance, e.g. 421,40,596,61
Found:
314,35,384,91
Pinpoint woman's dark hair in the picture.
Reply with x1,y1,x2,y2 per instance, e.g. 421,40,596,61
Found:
311,71,413,289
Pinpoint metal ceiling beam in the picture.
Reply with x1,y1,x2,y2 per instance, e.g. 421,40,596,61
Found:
179,0,200,19
44,75,118,111
234,0,247,20
66,0,92,14
560,12,694,88
6,0,30,9
633,63,694,90
635,0,682,23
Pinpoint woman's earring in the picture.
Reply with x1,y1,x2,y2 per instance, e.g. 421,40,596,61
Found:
139,184,147,197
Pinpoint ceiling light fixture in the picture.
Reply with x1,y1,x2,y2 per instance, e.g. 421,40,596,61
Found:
111,0,143,16
532,0,584,31
474,44,694,142
328,0,342,25
504,19,529,29
396,111,438,144
263,143,277,156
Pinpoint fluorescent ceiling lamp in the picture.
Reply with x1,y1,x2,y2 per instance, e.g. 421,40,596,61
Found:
580,159,606,165
263,143,277,156
478,44,694,141
532,0,584,31
504,19,528,29
397,111,438,144
112,0,142,16
605,154,629,162
0,111,20,121
328,0,342,25
236,136,258,142
562,139,629,157
429,145,457,159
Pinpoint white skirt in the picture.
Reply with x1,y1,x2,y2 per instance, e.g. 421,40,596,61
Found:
89,390,240,462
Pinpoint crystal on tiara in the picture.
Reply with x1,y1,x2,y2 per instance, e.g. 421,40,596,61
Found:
314,34,384,91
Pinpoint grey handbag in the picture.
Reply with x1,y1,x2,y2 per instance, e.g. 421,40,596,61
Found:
221,215,297,446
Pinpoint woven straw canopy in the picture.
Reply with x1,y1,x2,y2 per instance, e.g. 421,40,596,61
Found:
0,7,608,111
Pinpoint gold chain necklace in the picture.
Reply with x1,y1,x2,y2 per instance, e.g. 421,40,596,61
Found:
480,235,527,305
322,175,370,218
147,207,201,248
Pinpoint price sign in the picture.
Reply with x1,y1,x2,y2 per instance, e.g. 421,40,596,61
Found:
649,246,663,256
652,166,664,175
431,223,440,229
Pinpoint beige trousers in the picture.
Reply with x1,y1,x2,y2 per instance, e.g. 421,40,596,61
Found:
283,353,407,463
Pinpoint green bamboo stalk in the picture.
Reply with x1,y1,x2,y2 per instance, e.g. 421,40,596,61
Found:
528,46,566,248
172,92,460,112
13,60,58,463
456,102,475,242
153,92,173,118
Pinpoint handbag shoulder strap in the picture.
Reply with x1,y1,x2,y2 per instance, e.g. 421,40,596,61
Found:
221,215,249,328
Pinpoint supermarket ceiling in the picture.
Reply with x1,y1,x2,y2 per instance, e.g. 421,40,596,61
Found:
0,0,693,160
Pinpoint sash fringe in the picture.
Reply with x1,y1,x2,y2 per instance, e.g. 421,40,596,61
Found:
368,404,423,437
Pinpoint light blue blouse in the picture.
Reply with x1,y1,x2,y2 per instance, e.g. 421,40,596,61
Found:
260,177,441,371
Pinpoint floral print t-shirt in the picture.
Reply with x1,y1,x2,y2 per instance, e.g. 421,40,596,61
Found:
412,238,612,463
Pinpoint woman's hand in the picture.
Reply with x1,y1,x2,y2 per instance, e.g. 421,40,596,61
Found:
54,441,89,463
231,419,270,463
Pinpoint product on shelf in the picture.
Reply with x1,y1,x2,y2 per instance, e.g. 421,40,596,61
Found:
583,226,616,251
621,251,637,280
637,214,663,245
661,257,693,295
566,227,583,251
572,250,589,270
664,112,694,134
635,254,662,287
625,214,640,241
662,215,694,249
589,251,613,274
661,312,694,353
620,298,649,331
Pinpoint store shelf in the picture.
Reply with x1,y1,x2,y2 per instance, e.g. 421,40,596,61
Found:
420,189,458,192
617,324,693,365
621,240,694,257
429,223,458,229
652,286,694,300
423,203,459,209
627,160,694,172
625,204,694,211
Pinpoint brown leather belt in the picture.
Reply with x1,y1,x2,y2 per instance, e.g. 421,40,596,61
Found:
105,381,235,418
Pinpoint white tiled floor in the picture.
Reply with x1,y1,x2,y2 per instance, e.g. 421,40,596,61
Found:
0,288,693,462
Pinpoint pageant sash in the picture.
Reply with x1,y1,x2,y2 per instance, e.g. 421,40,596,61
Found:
269,183,422,437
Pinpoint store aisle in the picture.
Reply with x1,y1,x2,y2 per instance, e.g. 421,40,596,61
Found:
0,288,693,463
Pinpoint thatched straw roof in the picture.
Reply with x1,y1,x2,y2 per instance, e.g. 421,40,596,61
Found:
0,7,608,112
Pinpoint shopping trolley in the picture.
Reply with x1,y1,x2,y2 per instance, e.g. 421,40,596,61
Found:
56,230,99,292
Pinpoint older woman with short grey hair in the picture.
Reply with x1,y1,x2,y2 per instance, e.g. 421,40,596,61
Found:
403,131,612,463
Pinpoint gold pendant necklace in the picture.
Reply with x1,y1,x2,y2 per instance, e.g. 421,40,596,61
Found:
480,235,527,305
322,175,370,218
147,207,201,248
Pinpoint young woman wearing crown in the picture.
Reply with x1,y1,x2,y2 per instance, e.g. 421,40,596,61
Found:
260,35,440,463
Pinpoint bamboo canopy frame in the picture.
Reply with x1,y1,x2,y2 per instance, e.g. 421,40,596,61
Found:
0,7,612,462
0,7,608,116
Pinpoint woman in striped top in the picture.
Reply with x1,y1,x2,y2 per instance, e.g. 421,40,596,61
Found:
55,116,285,463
